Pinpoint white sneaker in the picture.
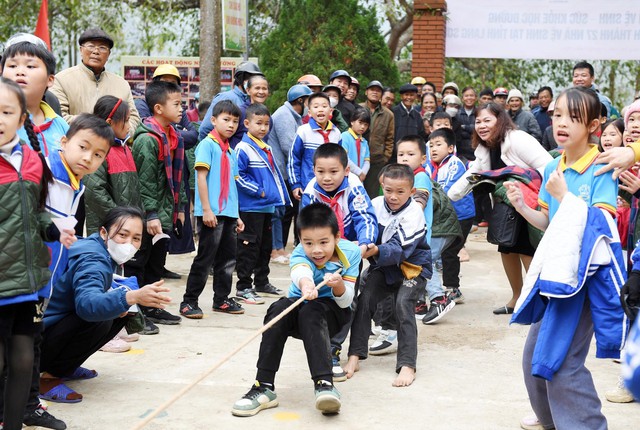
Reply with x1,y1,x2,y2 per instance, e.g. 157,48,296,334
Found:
605,376,635,403
369,330,398,355
270,255,289,265
520,415,544,430
100,336,131,353
371,325,382,336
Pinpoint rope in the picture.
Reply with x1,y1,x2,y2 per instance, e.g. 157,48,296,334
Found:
130,269,341,429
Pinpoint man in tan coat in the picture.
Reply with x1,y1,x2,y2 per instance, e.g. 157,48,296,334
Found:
360,80,395,199
50,28,140,132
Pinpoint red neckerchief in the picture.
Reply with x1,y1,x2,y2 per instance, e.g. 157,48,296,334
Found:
32,120,53,156
208,129,231,211
318,190,346,238
248,133,275,171
413,166,426,175
430,154,452,180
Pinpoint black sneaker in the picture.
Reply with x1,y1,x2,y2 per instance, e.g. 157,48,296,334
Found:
254,283,284,298
213,298,245,314
24,405,67,430
180,303,204,319
422,295,456,325
162,269,182,279
415,300,429,320
144,308,182,325
314,380,341,414
141,318,160,335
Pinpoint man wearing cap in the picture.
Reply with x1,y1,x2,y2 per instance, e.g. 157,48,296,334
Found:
50,28,140,132
297,74,323,93
330,69,355,124
507,89,542,142
392,83,426,159
198,60,263,146
493,87,508,106
360,80,394,198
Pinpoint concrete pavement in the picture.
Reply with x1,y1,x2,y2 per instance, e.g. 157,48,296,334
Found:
36,229,640,429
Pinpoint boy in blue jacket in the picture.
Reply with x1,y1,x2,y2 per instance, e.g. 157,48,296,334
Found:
234,103,291,303
344,164,431,387
231,203,360,417
301,143,377,380
288,92,342,201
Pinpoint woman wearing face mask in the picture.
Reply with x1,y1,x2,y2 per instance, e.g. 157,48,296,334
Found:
442,94,473,161
38,206,172,403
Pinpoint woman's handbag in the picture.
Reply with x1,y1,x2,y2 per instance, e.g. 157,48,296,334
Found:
487,201,524,247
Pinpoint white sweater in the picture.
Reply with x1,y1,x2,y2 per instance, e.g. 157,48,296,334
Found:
448,129,552,201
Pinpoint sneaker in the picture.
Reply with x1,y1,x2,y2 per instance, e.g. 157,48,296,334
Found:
144,307,182,325
162,269,182,279
314,380,341,414
213,298,245,314
415,300,429,320
369,329,398,355
270,255,289,265
255,283,284,298
140,319,160,335
448,287,465,304
23,405,67,430
478,221,489,228
371,325,382,337
422,296,456,325
99,336,131,353
236,289,265,305
180,303,204,319
231,382,278,417
605,376,635,403
520,415,544,430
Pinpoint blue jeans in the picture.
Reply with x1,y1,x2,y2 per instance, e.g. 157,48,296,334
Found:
425,236,454,301
271,206,286,250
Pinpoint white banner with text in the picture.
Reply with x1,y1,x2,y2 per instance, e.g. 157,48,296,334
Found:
445,0,639,60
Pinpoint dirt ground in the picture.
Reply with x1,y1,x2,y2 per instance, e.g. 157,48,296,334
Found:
34,229,640,429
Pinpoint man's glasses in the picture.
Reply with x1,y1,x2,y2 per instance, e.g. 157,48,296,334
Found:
82,44,110,53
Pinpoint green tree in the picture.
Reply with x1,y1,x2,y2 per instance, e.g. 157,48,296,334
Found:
258,0,400,111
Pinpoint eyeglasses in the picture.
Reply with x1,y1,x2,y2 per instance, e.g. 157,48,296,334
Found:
82,44,110,53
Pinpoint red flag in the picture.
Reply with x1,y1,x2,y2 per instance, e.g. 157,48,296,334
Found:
34,0,50,50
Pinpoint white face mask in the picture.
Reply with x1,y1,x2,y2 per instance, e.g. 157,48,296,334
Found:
329,97,339,108
446,107,459,117
106,238,138,265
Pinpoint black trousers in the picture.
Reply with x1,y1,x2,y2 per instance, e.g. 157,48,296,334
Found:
40,314,126,377
236,211,272,290
183,216,237,307
348,269,423,372
282,183,299,247
442,218,474,289
363,162,385,200
255,297,350,385
125,231,168,288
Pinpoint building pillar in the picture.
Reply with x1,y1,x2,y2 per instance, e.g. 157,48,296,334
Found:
412,0,448,92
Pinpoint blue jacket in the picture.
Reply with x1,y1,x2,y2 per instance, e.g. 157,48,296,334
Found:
236,133,291,212
431,154,475,221
198,87,250,147
512,197,628,381
301,173,378,245
135,98,198,150
531,105,551,135
369,196,432,284
44,234,132,327
44,151,85,300
287,118,342,191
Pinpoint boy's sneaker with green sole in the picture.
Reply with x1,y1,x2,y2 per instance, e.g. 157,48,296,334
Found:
231,382,278,417
314,380,341,414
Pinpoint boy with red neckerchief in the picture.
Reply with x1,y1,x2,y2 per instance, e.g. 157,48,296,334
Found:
180,100,245,319
130,80,186,330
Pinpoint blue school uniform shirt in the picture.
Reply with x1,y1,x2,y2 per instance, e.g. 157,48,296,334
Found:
432,154,475,221
18,101,68,156
538,145,617,221
414,169,433,244
194,134,239,218
341,128,370,174
288,239,360,309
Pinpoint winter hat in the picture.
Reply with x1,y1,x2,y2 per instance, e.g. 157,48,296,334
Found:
507,89,524,104
624,98,640,128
